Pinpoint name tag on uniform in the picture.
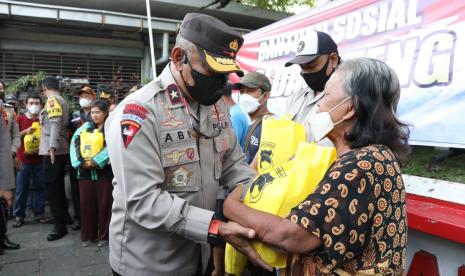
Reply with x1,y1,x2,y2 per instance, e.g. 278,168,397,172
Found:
161,129,192,144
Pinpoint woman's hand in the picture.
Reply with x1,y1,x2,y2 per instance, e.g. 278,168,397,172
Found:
82,160,96,169
218,221,273,272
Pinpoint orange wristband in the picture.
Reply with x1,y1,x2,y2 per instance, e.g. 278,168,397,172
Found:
208,219,221,236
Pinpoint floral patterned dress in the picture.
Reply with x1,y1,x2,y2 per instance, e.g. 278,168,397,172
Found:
286,145,407,275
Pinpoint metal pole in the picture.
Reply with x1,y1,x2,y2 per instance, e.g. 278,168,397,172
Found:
145,0,157,78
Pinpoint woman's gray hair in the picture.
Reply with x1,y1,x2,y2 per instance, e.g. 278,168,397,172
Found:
335,57,410,162
338,57,401,111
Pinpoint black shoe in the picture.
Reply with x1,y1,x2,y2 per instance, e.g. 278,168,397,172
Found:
65,215,73,225
0,237,20,250
71,220,81,231
47,226,68,241
0,246,4,255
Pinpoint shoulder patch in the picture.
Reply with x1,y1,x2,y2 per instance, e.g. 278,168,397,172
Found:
121,103,148,148
46,97,63,118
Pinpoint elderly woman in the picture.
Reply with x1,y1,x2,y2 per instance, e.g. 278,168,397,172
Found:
223,58,410,275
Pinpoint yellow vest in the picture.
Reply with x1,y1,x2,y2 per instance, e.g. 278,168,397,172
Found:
24,122,41,154
80,128,104,160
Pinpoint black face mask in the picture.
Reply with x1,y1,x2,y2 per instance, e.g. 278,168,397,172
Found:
301,56,332,92
180,55,227,106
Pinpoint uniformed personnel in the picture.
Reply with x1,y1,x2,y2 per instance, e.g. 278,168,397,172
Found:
284,30,340,144
106,13,269,276
0,100,15,206
4,95,20,154
0,99,20,255
39,76,71,241
97,85,117,112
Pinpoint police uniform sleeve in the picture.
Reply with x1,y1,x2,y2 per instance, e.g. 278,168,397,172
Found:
46,97,63,151
0,109,15,190
106,100,214,243
10,119,20,153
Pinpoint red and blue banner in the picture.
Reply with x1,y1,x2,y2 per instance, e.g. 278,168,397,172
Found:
235,0,465,148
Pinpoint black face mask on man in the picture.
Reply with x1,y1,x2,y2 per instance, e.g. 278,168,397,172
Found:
180,54,227,106
301,56,332,93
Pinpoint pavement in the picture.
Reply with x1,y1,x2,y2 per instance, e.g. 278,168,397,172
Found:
0,209,112,276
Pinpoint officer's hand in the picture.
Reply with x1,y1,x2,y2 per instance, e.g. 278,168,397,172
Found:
49,148,55,164
219,221,273,272
0,190,14,208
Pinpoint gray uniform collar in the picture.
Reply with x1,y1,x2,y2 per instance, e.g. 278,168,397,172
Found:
160,64,203,121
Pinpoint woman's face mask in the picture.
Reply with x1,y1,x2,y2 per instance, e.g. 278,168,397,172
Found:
307,96,351,141
180,54,227,106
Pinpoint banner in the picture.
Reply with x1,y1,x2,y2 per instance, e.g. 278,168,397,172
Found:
235,0,465,148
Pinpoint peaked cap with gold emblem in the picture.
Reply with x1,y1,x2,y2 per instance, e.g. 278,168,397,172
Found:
179,13,244,76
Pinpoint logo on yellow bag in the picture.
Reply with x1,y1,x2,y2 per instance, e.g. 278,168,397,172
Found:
24,122,41,154
259,141,275,171
249,172,275,203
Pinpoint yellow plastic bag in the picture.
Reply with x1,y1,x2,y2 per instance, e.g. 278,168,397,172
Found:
225,143,336,273
279,142,337,216
24,122,41,154
80,129,104,160
257,115,306,174
224,245,247,276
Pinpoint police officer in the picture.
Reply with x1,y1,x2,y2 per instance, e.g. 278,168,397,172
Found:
39,76,71,241
0,100,20,254
97,84,117,112
106,13,270,276
284,30,340,143
4,95,20,154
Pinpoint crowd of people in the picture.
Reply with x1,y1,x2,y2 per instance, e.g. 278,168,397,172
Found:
0,78,117,250
0,12,410,276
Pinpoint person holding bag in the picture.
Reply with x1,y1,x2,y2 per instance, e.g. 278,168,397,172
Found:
223,58,410,275
70,100,113,247
13,94,46,227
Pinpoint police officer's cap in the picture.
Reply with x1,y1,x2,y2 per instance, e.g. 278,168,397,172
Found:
179,13,244,76
97,84,114,99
